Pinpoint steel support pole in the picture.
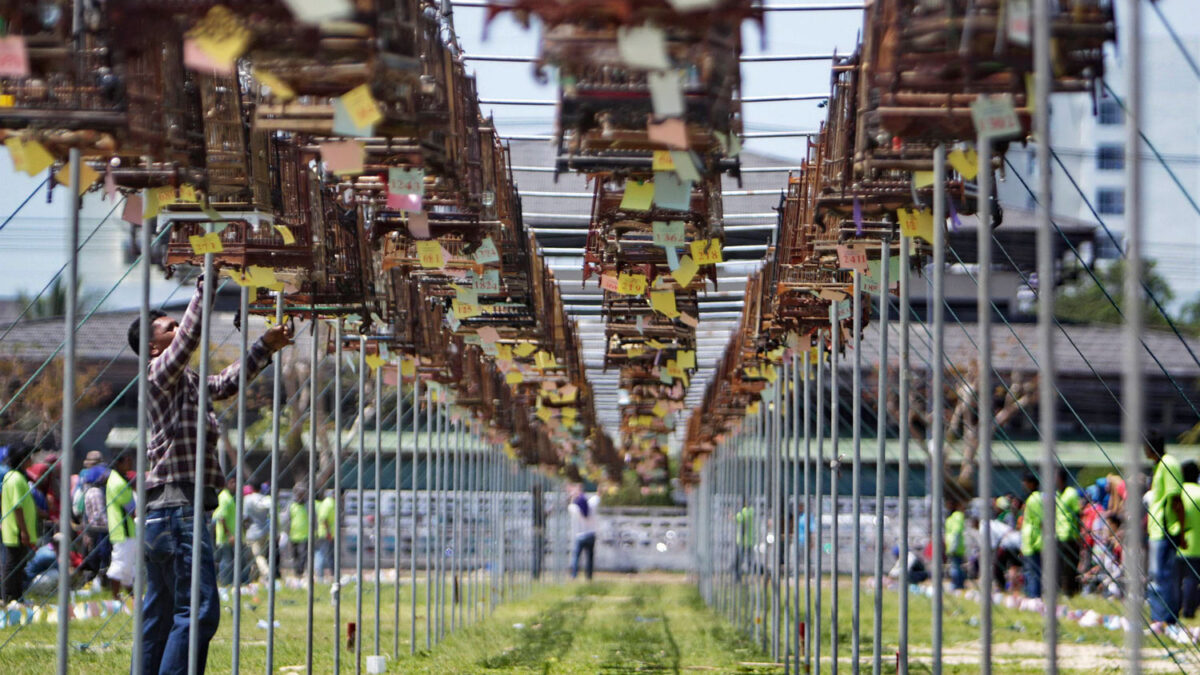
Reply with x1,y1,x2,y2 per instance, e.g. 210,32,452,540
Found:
851,270,863,674
791,354,802,675
393,372,404,659
132,189,152,675
971,139,992,675
872,238,890,675
373,365,383,658
307,318,319,674
829,303,841,675
815,336,825,675
424,386,433,648
1122,0,1145,672
334,322,344,673
410,377,420,654
232,287,249,674
266,293,284,673
1034,2,1058,672
772,375,783,661
56,148,80,675
187,222,216,674
355,338,366,675
782,360,793,675
803,349,813,673
933,144,949,675
898,236,911,675
454,419,464,630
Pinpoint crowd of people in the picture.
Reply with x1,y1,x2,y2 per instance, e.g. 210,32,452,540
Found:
942,430,1200,633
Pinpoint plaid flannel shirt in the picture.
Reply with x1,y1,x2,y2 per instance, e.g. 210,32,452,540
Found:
145,278,272,498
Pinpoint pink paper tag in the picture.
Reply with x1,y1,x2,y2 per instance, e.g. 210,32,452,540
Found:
600,274,620,292
182,38,233,75
0,36,29,77
122,195,143,225
407,211,430,238
647,118,688,150
387,192,422,212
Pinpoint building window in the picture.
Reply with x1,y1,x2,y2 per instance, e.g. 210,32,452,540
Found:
1097,188,1125,215
1097,145,1124,170
1099,99,1123,125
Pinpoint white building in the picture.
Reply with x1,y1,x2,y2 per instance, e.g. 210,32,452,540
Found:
998,2,1200,306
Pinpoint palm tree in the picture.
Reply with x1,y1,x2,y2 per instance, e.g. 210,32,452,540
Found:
14,276,102,320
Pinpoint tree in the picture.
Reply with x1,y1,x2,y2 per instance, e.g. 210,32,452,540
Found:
14,276,104,321
0,352,109,443
1055,259,1175,329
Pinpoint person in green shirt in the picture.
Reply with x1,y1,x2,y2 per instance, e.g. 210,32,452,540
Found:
212,478,237,586
945,497,967,590
1178,460,1200,619
1019,472,1043,598
314,491,338,582
287,487,310,578
1,444,37,603
104,453,137,597
1145,430,1188,626
1055,467,1083,596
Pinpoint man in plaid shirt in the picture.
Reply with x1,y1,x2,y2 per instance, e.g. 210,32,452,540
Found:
127,275,292,674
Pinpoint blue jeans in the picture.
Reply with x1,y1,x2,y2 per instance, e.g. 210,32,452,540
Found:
1148,537,1181,624
948,554,965,590
139,506,221,675
215,542,234,587
1179,556,1200,619
570,533,595,580
314,538,335,580
1022,553,1041,598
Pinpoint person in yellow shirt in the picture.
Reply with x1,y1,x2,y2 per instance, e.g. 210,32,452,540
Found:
945,496,967,590
287,487,310,578
1,444,37,603
1055,468,1083,596
315,491,338,582
1178,460,1200,619
1019,473,1043,598
212,477,237,586
1145,430,1188,627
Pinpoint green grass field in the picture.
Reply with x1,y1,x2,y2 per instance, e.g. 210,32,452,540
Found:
1,574,1195,673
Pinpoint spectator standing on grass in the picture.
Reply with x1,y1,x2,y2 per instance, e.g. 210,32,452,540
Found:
286,486,310,578
1019,472,1043,598
945,497,967,590
212,477,237,586
1,443,37,603
315,490,337,582
1177,460,1200,618
567,484,598,580
105,452,137,599
78,464,112,584
127,274,292,674
244,483,273,580
1144,429,1188,631
1054,467,1083,596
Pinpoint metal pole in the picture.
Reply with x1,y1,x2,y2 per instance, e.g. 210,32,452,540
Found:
829,303,840,675
803,349,813,674
782,360,793,674
971,138,992,675
355,337,366,675
56,147,80,675
410,377,420,655
266,292,284,673
307,318,319,674
334,322,344,674
772,375,783,661
873,238,890,675
232,287,249,674
424,385,433,648
933,143,949,675
1034,1,1059,672
898,235,911,675
851,270,863,674
791,354,802,675
454,418,464,630
394,370,404,659
373,365,383,657
815,336,825,675
1122,0,1145,672
187,220,215,674
132,188,152,675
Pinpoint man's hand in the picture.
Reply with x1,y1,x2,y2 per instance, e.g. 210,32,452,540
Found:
19,532,32,550
263,319,294,352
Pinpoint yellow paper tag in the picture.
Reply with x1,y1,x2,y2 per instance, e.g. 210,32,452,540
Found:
21,139,54,177
673,254,699,288
676,350,696,370
54,162,101,196
650,289,679,318
252,68,295,101
653,401,668,418
898,208,935,242
400,358,416,377
505,371,524,385
948,148,979,180
535,406,553,424
416,240,444,268
274,224,296,245
190,6,251,67
666,359,684,378
652,150,675,171
189,232,224,255
365,354,385,371
534,351,557,370
514,342,537,358
689,239,723,265
913,171,935,189
339,84,384,130
452,299,481,319
617,272,648,296
626,344,645,358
